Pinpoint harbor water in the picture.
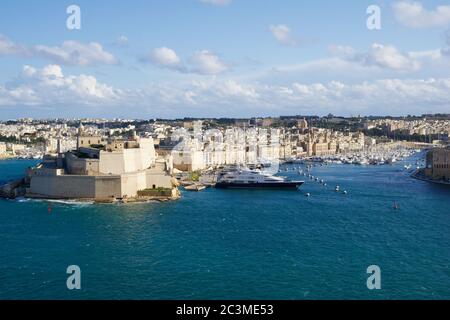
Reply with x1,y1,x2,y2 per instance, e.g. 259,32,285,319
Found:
0,153,449,300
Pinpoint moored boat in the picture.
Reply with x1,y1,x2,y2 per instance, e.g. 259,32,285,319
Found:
215,168,304,190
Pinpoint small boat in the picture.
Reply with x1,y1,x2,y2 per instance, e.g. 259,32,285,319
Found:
335,186,340,192
185,184,206,191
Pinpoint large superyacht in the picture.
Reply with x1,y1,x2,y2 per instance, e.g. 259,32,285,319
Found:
215,168,304,190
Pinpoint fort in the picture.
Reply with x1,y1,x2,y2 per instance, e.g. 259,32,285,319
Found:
412,147,450,185
1,124,180,203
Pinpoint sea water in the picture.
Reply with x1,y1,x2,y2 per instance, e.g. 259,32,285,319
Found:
0,154,449,299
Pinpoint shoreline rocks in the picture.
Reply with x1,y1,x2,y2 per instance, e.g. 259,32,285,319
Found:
0,179,26,199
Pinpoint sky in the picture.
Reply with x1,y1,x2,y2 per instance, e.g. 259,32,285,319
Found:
0,0,450,119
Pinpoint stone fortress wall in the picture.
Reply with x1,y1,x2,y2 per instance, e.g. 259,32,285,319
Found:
28,168,173,199
27,136,175,200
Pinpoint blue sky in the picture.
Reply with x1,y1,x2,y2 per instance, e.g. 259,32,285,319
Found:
1,0,450,119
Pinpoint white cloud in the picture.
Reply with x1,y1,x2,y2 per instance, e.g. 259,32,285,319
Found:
409,49,442,61
1,64,118,106
393,1,450,28
269,25,298,47
198,0,232,6
328,45,357,59
364,43,420,71
145,47,183,71
1,64,450,116
143,48,228,75
330,43,421,71
189,50,228,75
33,41,118,66
0,35,118,67
0,34,28,56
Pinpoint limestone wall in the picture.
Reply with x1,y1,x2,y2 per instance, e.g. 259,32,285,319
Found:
123,148,144,173
29,175,97,198
120,171,147,198
95,176,122,198
99,139,155,175
66,153,100,175
99,151,125,174
172,150,205,171
146,171,173,189
29,175,122,199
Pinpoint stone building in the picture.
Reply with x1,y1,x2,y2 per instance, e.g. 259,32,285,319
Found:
27,132,177,201
425,148,450,180
297,118,308,130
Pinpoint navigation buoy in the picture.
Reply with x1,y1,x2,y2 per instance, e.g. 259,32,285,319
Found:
47,204,52,214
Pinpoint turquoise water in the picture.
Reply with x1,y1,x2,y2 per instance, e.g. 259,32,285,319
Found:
0,155,449,300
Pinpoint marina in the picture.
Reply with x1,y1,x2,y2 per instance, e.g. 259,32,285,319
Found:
292,145,424,166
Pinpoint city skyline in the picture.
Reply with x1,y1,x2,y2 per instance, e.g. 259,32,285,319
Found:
1,0,450,119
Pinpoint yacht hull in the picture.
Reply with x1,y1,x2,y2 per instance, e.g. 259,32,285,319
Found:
215,181,304,190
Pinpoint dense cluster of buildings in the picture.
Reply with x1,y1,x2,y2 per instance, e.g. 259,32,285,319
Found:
1,117,448,177
365,118,450,140
0,119,141,159
159,120,366,171
0,118,378,170
1,116,449,197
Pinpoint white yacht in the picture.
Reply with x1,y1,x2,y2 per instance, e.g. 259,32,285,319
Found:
215,169,304,190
